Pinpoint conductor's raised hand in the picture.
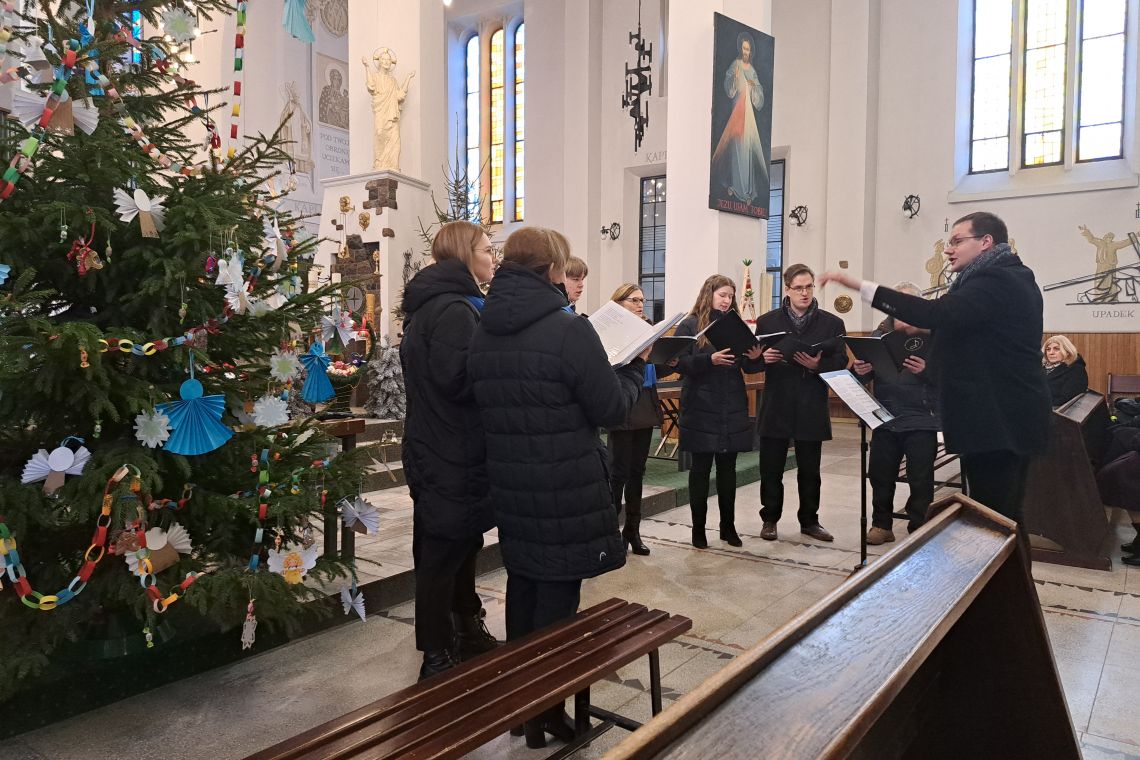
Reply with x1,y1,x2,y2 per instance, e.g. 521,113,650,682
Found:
818,271,861,290
794,351,821,371
902,356,926,374
762,347,783,364
852,359,873,376
742,343,764,361
710,348,736,366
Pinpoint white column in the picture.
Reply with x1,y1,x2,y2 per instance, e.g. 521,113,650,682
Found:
664,0,771,318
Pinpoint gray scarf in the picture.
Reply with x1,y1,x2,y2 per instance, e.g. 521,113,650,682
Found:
948,242,1014,293
783,296,818,333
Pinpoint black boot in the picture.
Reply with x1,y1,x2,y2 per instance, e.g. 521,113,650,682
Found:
690,502,708,548
418,648,458,681
719,525,742,547
522,720,547,749
452,608,499,661
623,515,651,556
542,705,578,742
719,501,741,547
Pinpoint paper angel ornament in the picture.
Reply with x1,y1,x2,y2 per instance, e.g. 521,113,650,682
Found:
156,378,233,456
10,89,99,135
299,342,335,403
113,188,166,238
269,349,301,382
215,251,245,288
263,217,287,271
252,395,290,427
321,306,356,352
340,581,366,621
21,439,91,495
134,410,172,448
160,7,198,44
283,0,316,43
125,524,192,575
267,543,318,584
339,495,380,534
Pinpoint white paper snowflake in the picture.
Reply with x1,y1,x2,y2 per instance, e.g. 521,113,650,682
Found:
247,297,272,317
252,395,290,427
134,410,172,448
269,349,301,382
225,284,253,314
161,7,198,44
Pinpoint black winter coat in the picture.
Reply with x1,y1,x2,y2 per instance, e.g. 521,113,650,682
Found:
1046,356,1089,407
468,263,645,582
871,254,1051,456
753,303,847,441
399,258,493,541
856,322,941,433
674,312,763,453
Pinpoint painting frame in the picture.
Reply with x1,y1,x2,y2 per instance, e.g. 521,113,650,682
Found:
708,12,774,219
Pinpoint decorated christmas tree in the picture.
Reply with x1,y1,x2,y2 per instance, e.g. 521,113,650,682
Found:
364,335,405,419
0,0,365,699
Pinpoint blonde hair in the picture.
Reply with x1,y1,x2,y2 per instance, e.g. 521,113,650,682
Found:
689,275,738,347
1042,335,1079,366
565,256,589,278
611,283,642,303
431,220,484,268
502,226,570,279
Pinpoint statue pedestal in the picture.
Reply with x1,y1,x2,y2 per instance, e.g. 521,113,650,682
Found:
317,169,433,342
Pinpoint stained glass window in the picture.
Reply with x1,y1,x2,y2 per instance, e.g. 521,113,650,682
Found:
766,160,785,311
1022,0,1067,166
639,176,667,324
513,23,525,221
490,29,505,223
971,0,1013,172
465,35,480,207
1077,0,1126,161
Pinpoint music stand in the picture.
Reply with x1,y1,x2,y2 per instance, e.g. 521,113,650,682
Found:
820,370,895,571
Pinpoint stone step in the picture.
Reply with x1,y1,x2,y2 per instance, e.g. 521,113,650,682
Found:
362,459,405,491
358,417,404,444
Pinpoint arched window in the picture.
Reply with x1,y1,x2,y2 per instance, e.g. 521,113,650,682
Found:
455,16,524,225
969,0,1127,174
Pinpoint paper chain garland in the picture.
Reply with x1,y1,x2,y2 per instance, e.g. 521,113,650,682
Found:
227,0,248,160
0,465,198,612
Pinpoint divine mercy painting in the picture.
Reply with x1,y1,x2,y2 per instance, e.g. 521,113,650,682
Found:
708,13,774,219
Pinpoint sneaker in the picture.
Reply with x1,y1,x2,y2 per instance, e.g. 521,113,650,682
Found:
866,526,896,545
800,524,834,542
760,521,778,541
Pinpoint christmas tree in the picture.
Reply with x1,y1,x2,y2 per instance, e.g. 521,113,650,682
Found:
0,0,365,698
364,335,405,419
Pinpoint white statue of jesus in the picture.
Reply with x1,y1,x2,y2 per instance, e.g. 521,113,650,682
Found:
362,47,415,172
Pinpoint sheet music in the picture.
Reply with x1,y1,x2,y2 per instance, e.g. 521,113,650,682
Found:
588,302,685,366
820,370,894,429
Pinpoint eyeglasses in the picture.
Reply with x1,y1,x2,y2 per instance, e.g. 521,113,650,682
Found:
622,297,646,304
787,285,815,294
947,235,982,248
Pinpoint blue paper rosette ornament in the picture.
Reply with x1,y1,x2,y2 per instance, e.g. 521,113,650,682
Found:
156,369,233,456
300,342,335,403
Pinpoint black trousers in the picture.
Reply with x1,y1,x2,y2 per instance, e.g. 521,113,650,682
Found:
758,437,823,527
504,573,582,642
689,452,738,528
960,450,1032,525
609,427,654,521
868,428,938,533
412,518,484,652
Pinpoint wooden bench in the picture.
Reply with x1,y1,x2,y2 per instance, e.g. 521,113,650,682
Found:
244,598,692,760
895,441,960,490
602,494,1080,759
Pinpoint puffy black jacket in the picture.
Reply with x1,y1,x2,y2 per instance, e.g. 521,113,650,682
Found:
674,312,763,453
1046,355,1089,407
399,258,492,541
872,254,1051,456
856,321,941,433
468,263,644,582
753,302,848,441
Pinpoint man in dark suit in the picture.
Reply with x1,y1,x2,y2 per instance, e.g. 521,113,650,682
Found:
820,211,1051,525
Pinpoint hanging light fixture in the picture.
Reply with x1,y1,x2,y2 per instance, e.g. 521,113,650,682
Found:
621,0,653,151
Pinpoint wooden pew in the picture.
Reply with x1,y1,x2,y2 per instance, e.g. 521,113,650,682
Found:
243,598,691,760
1023,391,1112,570
603,494,1080,760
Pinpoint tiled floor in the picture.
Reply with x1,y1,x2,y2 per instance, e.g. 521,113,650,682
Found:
5,425,1140,759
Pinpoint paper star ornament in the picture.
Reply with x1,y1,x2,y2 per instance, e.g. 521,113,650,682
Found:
269,349,301,382
252,395,290,427
339,495,380,534
321,306,356,352
161,7,198,44
134,410,172,448
340,582,366,621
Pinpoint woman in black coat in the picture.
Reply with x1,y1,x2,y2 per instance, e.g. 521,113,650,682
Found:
1042,335,1089,407
753,264,847,543
674,275,763,549
606,283,664,556
468,226,644,749
400,221,498,681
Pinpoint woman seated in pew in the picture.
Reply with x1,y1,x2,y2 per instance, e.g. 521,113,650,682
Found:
467,226,645,749
851,282,941,545
1042,335,1088,408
